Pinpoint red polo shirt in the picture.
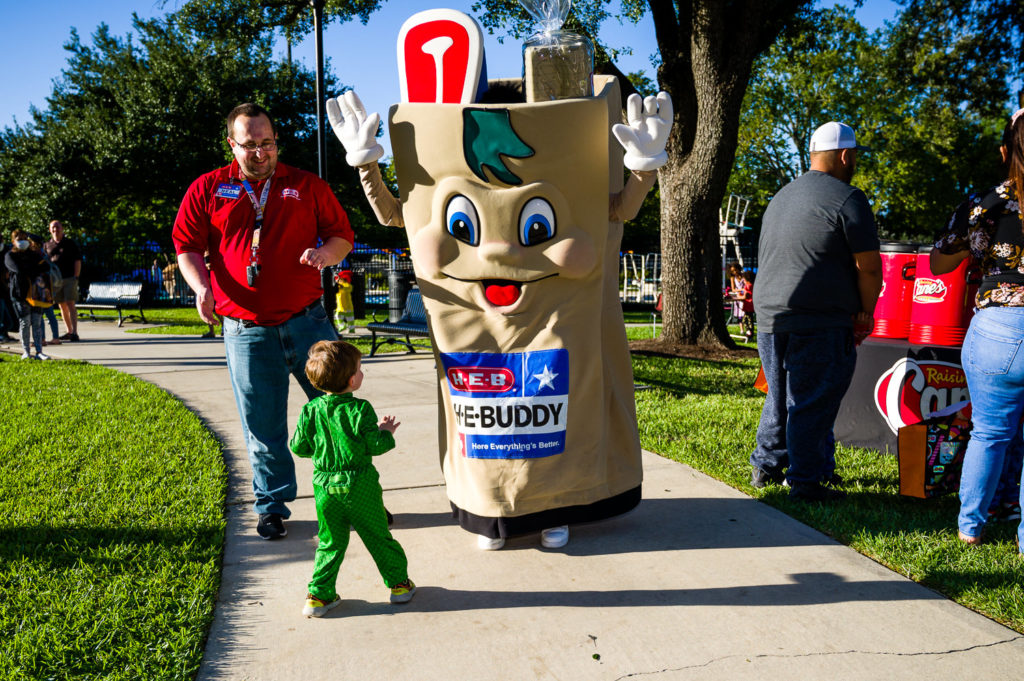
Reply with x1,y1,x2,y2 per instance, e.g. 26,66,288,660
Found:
173,160,354,325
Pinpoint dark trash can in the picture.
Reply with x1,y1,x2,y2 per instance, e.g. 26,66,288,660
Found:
321,267,337,319
352,271,366,319
388,269,416,322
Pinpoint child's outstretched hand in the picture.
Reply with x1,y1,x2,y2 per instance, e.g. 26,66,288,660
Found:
379,415,400,434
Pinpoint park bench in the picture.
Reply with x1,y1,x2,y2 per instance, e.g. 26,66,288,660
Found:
78,282,147,327
365,289,431,357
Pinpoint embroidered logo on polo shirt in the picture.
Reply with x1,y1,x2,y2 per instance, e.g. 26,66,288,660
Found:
282,188,301,200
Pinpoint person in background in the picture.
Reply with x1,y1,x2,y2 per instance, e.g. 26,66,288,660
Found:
5,229,51,360
750,121,882,501
725,262,744,324
738,269,756,342
150,259,164,299
930,108,1024,552
0,238,17,343
44,220,81,342
162,260,180,300
31,233,62,346
334,269,356,334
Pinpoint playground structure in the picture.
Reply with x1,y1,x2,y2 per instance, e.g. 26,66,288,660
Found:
720,193,751,286
619,252,661,304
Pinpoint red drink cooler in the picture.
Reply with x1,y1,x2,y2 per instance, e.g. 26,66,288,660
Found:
908,246,975,346
871,241,917,339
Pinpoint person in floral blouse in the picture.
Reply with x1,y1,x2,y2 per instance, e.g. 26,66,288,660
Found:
930,108,1024,552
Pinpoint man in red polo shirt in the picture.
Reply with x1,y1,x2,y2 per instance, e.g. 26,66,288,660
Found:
173,102,353,540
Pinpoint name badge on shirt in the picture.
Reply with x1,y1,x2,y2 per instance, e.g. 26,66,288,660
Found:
214,183,243,200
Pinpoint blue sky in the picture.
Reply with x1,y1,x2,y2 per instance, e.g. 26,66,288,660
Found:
0,1,900,157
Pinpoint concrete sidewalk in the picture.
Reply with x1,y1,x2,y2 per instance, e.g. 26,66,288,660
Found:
8,321,1024,680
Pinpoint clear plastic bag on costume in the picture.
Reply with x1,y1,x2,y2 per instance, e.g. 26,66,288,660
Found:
519,0,594,102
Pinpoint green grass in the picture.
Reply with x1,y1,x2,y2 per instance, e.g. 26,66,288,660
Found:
0,354,227,681
627,321,758,350
631,351,1024,633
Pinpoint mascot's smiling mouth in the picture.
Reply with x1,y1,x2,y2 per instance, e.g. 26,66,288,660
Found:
442,273,559,308
483,280,521,306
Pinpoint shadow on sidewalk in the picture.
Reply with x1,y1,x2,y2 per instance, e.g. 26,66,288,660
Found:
313,571,942,620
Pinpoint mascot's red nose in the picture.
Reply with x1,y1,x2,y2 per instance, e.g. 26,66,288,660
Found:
484,281,521,307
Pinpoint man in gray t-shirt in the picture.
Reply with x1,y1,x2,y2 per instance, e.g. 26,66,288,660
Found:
750,121,882,501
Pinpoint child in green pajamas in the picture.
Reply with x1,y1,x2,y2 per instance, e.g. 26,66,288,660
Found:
290,340,415,618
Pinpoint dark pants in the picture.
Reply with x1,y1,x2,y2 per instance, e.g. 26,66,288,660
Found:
750,327,857,486
0,297,16,333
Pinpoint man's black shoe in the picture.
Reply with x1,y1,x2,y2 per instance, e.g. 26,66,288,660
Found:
789,482,846,502
822,472,844,487
256,513,287,540
751,466,785,489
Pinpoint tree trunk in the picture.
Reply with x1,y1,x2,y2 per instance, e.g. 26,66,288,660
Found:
654,0,805,348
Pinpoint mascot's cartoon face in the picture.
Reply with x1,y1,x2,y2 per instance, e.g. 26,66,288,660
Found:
390,91,612,319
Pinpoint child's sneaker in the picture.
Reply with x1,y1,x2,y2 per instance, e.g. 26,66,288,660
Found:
303,593,342,618
390,579,416,604
36,353,51,361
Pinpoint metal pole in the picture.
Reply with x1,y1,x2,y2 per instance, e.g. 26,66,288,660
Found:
313,0,327,180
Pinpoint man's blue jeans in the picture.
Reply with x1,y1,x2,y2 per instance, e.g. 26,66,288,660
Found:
750,327,857,486
957,306,1024,551
43,306,59,340
223,302,337,518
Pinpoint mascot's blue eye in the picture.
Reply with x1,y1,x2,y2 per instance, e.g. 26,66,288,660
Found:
519,197,556,246
445,195,479,246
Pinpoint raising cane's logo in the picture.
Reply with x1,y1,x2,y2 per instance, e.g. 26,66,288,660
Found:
913,277,948,303
874,358,969,433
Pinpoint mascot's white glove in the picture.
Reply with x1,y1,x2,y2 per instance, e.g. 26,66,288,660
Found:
612,91,673,171
326,90,385,167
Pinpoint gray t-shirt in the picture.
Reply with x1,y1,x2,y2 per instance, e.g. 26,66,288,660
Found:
754,170,878,334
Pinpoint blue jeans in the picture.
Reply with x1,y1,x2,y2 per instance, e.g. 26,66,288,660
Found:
13,301,43,354
751,327,858,485
223,302,337,517
43,306,59,339
956,306,1024,550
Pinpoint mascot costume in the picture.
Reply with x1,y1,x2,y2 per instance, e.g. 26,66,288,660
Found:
327,6,672,550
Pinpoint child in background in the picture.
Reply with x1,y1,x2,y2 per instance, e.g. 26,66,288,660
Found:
334,269,356,334
738,270,756,341
724,262,743,324
290,340,415,618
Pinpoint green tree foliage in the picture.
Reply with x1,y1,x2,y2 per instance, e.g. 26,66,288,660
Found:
729,3,1017,244
169,0,384,46
0,9,398,280
728,7,872,216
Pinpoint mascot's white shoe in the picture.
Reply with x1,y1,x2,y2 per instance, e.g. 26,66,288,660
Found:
540,526,569,548
477,534,505,550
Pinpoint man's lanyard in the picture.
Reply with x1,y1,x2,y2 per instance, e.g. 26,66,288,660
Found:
240,176,272,267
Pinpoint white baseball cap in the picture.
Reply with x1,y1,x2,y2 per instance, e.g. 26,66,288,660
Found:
809,121,870,152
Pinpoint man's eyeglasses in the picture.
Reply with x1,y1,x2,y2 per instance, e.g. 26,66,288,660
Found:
232,140,277,153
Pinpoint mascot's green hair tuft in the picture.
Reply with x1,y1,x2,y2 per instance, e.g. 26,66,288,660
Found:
462,109,534,185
